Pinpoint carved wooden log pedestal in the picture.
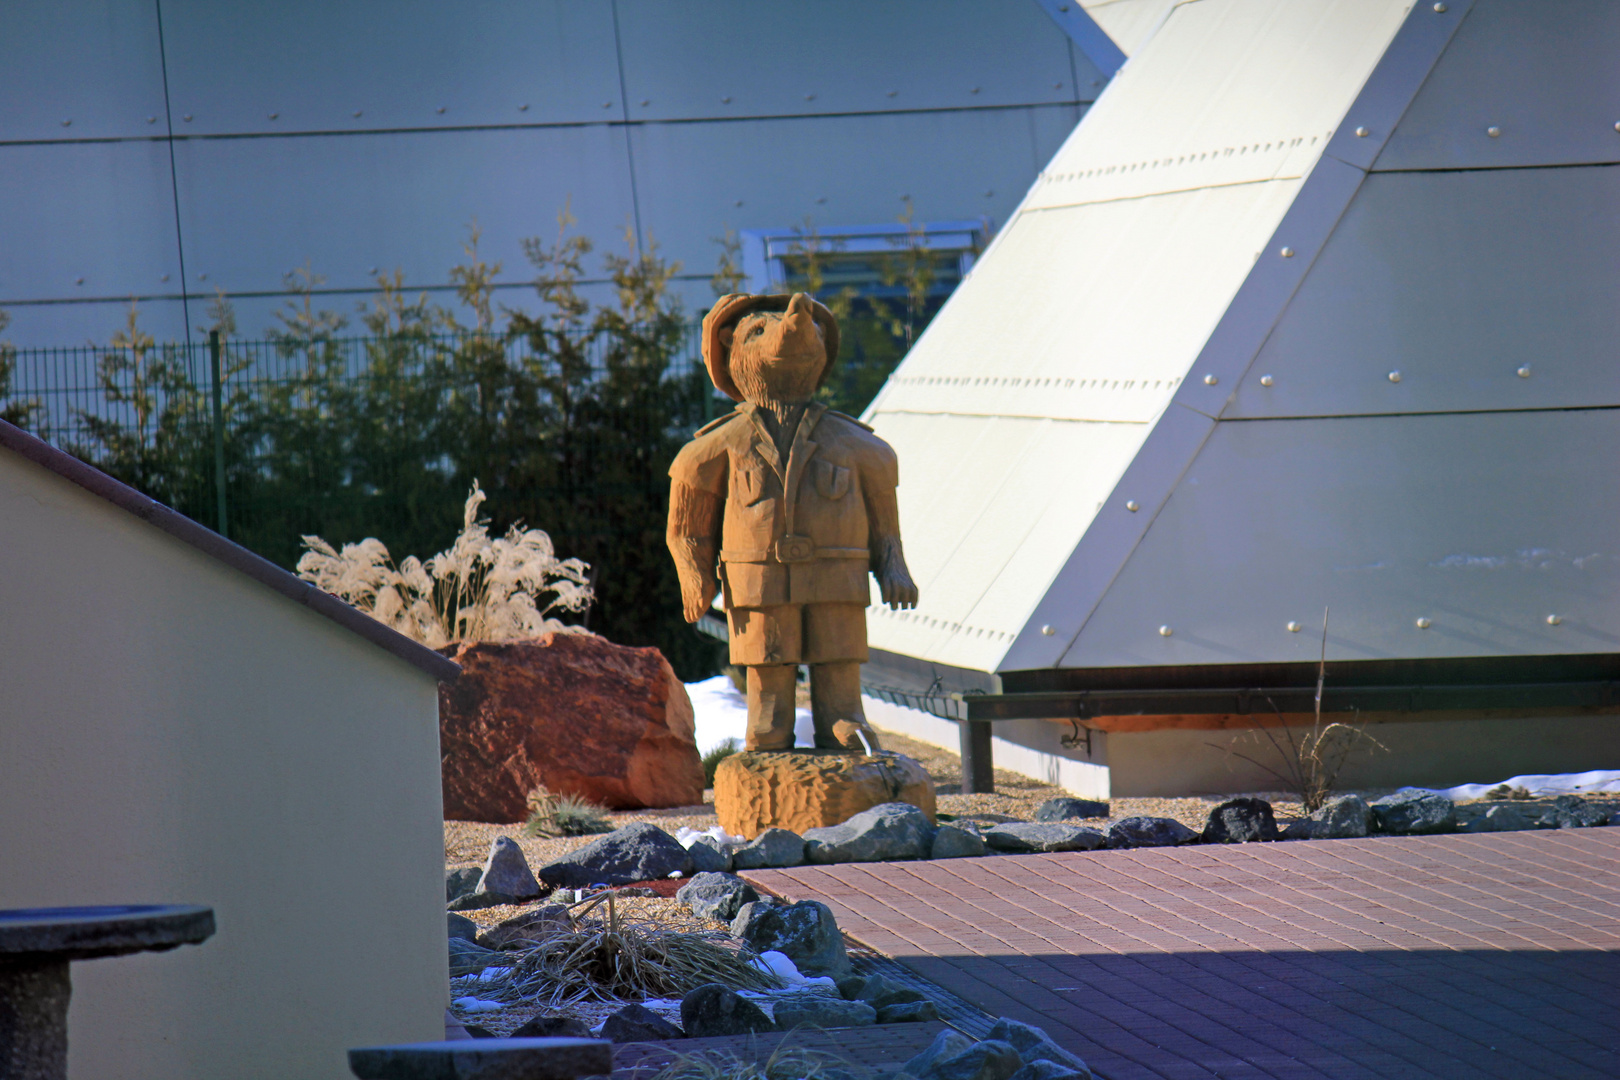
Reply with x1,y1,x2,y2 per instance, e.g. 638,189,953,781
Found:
714,749,936,839
0,905,215,1080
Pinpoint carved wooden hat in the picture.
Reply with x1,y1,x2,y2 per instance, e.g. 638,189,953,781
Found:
701,292,840,402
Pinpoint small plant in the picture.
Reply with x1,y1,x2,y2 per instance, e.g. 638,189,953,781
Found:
522,786,613,838
650,1042,864,1080
702,738,740,787
1216,608,1386,813
1486,783,1534,801
296,481,593,647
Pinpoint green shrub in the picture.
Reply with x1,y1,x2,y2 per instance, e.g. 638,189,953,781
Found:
523,787,613,838
702,738,740,787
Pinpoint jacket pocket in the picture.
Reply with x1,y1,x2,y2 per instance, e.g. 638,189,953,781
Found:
814,460,851,501
735,464,768,505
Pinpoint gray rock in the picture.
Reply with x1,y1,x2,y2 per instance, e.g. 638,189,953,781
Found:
348,1038,612,1080
601,1002,684,1042
1371,790,1457,835
477,836,543,899
446,867,483,903
447,913,480,943
680,983,777,1037
930,1039,1021,1080
901,1030,975,1077
804,803,936,864
1280,819,1315,840
731,899,850,976
878,999,941,1024
537,822,694,889
1008,1060,1091,1080
984,823,1106,854
1309,795,1373,839
1202,798,1279,843
1034,798,1109,822
448,936,504,975
477,905,570,950
688,837,733,873
1553,794,1609,829
1463,804,1536,833
1105,816,1198,849
931,824,988,860
852,973,927,1010
986,1017,1093,1079
732,828,807,869
676,872,759,922
510,1015,593,1039
772,995,877,1029
446,890,520,912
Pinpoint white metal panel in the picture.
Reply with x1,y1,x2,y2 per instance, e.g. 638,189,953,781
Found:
1376,0,1620,171
1027,0,1410,209
1065,410,1620,667
159,1,621,136
865,412,1151,672
869,179,1300,423
0,142,181,303
170,128,636,296
615,0,1092,124
0,0,167,143
629,109,1070,278
1228,166,1620,419
1080,0,1183,57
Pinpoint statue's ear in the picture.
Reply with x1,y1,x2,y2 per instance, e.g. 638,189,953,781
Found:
717,325,736,349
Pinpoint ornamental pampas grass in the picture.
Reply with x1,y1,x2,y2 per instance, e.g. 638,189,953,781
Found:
296,481,593,647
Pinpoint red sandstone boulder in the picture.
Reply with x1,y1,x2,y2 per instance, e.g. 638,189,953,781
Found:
438,634,704,820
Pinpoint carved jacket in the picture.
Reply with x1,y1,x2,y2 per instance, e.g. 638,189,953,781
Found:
668,402,899,608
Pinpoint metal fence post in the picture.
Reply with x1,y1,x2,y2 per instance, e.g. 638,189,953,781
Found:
208,330,227,539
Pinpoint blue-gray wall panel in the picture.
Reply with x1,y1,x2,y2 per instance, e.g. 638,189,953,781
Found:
158,0,622,135
1228,166,1620,419
1375,0,1620,171
0,299,192,350
170,127,637,296
615,0,1094,122
629,107,1081,269
0,142,182,302
0,0,167,143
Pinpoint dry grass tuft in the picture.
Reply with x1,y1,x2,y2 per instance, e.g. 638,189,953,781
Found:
296,480,593,646
648,1042,864,1080
484,898,783,1008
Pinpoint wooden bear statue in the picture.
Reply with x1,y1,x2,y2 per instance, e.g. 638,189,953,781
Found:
667,292,918,751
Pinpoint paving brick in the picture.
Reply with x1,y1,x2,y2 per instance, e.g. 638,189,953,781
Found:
745,830,1620,1080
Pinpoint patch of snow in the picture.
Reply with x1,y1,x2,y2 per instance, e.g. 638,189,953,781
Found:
1435,769,1620,802
451,996,507,1013
675,824,746,851
686,675,813,755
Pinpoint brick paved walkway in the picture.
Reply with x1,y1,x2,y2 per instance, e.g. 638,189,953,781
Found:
746,830,1620,1080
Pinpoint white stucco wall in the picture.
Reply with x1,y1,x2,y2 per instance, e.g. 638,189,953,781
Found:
0,448,446,1079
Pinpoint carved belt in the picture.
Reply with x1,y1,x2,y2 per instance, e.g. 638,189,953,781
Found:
722,540,868,565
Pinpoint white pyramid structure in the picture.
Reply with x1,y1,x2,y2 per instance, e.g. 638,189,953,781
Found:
863,0,1620,708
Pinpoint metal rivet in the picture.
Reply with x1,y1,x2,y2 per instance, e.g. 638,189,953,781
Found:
1486,126,1501,138
1158,625,1173,637
1125,500,1140,512
639,99,650,107
74,277,84,285
1546,614,1563,626
518,104,528,112
436,106,446,114
1053,82,1063,90
602,101,613,109
1041,625,1055,636
1433,2,1447,11
1517,365,1531,378
146,116,157,124
804,93,816,101
1287,621,1302,632
198,272,208,281
1388,371,1402,383
160,274,169,282
815,197,827,204
984,189,994,197
886,90,898,98
734,199,744,207
182,114,193,122
1259,374,1274,387
1416,617,1431,629
60,119,71,127
1354,126,1369,137
268,112,279,120
1203,374,1218,386
352,110,363,118
1280,246,1294,258
721,96,732,104
970,87,981,94
368,266,378,275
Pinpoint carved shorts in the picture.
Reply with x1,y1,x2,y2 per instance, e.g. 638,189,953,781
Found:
726,602,868,666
